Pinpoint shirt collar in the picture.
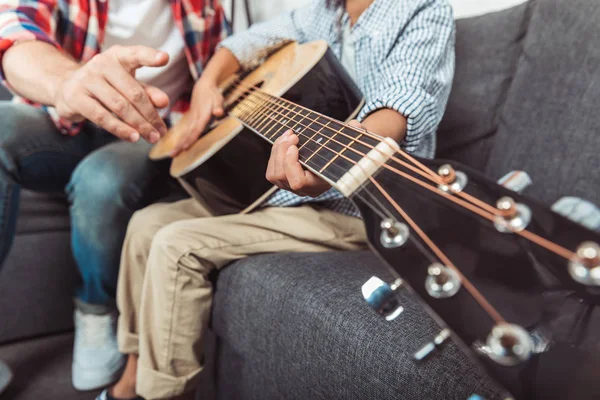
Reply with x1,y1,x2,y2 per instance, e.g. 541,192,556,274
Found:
339,0,385,35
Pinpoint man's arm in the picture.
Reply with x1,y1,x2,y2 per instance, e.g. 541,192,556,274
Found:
2,41,170,142
3,41,78,106
0,0,74,104
0,0,61,86
0,2,170,142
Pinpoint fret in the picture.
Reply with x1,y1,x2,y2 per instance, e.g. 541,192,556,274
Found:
228,83,393,184
261,97,295,140
234,98,264,132
242,100,286,141
246,94,271,129
292,114,351,182
267,99,297,140
319,129,363,173
305,115,340,164
235,93,293,141
252,106,272,132
317,124,380,170
235,99,254,124
277,100,299,135
229,103,245,120
299,118,328,151
332,122,375,160
255,96,292,140
287,104,318,139
297,112,389,182
236,92,258,119
294,106,316,136
241,93,273,134
234,99,258,124
261,113,283,139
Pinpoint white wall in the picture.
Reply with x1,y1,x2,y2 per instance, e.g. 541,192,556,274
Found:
224,0,529,32
224,0,312,32
450,0,527,18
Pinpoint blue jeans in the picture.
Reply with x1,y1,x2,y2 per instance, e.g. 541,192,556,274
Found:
0,102,176,307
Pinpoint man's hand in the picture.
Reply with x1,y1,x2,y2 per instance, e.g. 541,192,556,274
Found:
169,79,225,157
54,45,170,143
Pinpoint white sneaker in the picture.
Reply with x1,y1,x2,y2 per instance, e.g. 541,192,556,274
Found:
0,360,13,395
72,309,126,391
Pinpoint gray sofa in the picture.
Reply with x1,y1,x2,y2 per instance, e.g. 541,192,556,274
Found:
1,0,599,398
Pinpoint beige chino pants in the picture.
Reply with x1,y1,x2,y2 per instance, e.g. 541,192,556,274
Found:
116,196,367,399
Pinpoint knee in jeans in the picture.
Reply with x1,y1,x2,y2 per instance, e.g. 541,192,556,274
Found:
0,104,49,144
0,104,54,170
67,151,132,208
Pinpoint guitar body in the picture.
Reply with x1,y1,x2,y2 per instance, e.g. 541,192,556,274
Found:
151,41,363,213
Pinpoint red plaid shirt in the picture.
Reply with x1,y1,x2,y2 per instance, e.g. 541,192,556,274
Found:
0,0,229,135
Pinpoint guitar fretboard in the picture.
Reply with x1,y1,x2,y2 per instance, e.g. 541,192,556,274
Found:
229,87,381,184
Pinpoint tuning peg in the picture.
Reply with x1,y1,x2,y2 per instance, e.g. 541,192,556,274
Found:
497,170,532,194
485,323,533,366
413,328,451,361
425,263,461,299
437,164,468,193
361,276,404,321
552,197,600,231
569,241,600,286
380,218,409,248
493,196,532,233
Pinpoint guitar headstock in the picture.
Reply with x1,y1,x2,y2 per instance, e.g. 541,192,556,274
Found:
354,158,600,400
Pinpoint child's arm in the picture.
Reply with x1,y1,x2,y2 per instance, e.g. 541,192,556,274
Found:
216,0,322,71
170,0,324,155
358,1,455,157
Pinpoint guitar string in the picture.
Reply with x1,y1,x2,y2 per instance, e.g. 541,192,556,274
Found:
230,85,577,261
232,100,393,223
357,182,441,266
225,77,502,217
231,96,501,249
369,177,506,324
231,86,577,261
224,80,578,261
224,79,448,188
234,99,501,322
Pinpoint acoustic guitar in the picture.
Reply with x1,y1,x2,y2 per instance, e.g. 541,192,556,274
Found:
151,40,600,399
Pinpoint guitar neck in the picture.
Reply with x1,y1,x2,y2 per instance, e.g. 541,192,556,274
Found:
228,87,382,186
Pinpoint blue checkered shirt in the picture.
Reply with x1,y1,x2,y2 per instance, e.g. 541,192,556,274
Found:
219,0,455,217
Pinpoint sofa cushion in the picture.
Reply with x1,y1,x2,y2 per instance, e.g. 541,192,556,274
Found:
436,2,531,170
212,252,506,399
485,0,600,206
0,85,10,101
0,231,77,343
